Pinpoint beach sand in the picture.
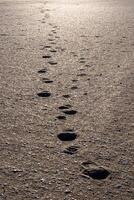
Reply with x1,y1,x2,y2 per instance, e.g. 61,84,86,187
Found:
0,0,134,199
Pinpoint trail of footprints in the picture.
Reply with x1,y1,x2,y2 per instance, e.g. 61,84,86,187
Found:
37,15,111,182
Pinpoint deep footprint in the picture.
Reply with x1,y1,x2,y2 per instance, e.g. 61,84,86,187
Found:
58,131,77,141
82,168,110,180
37,91,51,97
81,162,110,180
63,146,79,155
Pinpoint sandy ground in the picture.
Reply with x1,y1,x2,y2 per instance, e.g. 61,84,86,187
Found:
0,0,134,199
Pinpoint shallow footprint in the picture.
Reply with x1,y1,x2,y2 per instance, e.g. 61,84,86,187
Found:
58,130,77,141
59,105,72,110
42,55,51,59
37,91,51,97
38,69,47,74
62,94,70,98
50,49,57,53
71,86,78,90
63,146,79,155
43,79,53,83
77,73,87,77
62,110,77,115
57,115,66,120
48,61,57,65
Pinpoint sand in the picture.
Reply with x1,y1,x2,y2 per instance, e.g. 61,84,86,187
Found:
0,0,134,199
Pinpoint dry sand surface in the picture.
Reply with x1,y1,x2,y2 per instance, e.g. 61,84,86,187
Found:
0,0,134,199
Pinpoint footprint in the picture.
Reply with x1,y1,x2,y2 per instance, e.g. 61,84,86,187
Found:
63,146,79,155
50,42,56,45
62,110,77,115
52,30,57,34
59,105,77,115
59,105,72,110
42,55,51,59
79,60,85,64
38,69,47,74
44,45,51,49
83,92,87,96
62,94,70,98
57,116,66,120
37,91,51,97
81,161,110,180
79,68,85,71
42,78,53,83
44,80,53,83
72,79,78,82
77,73,87,77
48,38,54,42
48,61,57,65
50,49,57,53
71,86,78,90
58,130,77,141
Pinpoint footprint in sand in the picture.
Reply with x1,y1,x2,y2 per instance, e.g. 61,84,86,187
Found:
63,110,77,115
42,79,54,84
62,94,70,99
38,68,47,74
42,55,51,59
77,73,87,77
81,161,110,180
48,60,57,65
59,105,77,115
59,105,72,110
37,91,51,97
44,45,52,49
56,115,66,120
50,49,57,53
57,130,77,141
63,146,79,155
72,79,78,82
71,86,78,90
43,80,53,83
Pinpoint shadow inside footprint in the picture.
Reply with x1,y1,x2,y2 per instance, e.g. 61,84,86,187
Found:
42,55,51,59
50,49,57,53
71,86,78,90
62,95,70,98
57,115,66,120
37,91,51,97
48,61,57,65
58,131,77,141
81,162,110,180
43,80,53,83
38,69,47,74
59,105,72,110
82,168,110,180
63,110,77,115
63,146,79,155
77,73,87,77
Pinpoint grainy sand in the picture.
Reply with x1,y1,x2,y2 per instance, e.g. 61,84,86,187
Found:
0,0,134,199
